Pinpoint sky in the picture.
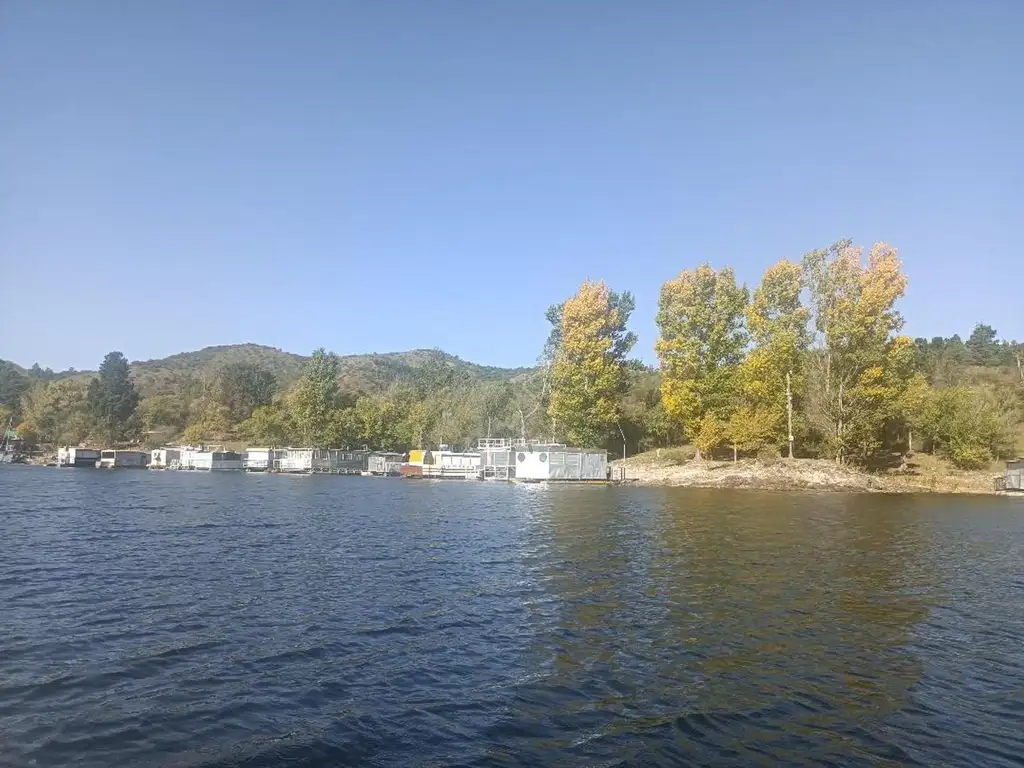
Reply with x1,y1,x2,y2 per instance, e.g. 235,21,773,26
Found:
1,1,1021,371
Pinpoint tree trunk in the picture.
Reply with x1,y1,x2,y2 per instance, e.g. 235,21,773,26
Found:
732,444,737,462
836,381,844,465
786,370,794,459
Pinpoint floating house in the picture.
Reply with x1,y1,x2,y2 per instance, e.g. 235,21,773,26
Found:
402,448,481,479
513,443,608,482
1000,459,1024,492
98,449,149,469
367,451,405,476
58,447,101,468
271,448,370,474
150,447,181,469
194,451,244,471
174,447,243,471
272,449,315,473
243,448,283,472
319,449,370,474
478,438,523,480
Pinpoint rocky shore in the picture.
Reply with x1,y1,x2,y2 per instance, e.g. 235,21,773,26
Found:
613,453,1003,495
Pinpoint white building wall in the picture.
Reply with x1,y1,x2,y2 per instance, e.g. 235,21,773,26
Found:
178,449,202,470
244,449,274,470
150,448,181,468
515,450,550,481
278,449,313,472
191,452,213,470
516,447,607,481
59,447,101,466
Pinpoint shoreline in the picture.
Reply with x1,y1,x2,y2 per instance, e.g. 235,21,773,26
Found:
8,453,1017,497
613,456,1010,496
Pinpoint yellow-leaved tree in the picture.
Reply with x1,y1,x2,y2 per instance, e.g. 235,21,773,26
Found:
547,280,636,448
726,259,809,458
656,264,749,459
802,241,914,465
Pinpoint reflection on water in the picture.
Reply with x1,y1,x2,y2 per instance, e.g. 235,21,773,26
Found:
1,467,1022,767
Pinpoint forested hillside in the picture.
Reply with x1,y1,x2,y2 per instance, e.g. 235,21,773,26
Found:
3,239,1022,471
127,344,530,398
3,346,529,401
0,346,539,451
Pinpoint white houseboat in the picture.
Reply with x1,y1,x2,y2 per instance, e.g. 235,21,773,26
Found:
58,447,102,468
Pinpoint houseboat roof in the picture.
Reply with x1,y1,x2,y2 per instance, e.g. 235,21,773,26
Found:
514,443,607,454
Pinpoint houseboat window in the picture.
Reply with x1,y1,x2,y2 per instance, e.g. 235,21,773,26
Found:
101,450,115,458
539,453,548,462
517,453,526,462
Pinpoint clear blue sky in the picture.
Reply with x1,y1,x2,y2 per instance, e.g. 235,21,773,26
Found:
1,1,1021,371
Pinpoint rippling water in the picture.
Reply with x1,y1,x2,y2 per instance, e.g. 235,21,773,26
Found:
2,466,1023,766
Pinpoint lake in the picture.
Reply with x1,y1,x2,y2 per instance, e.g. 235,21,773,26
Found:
1,466,1022,767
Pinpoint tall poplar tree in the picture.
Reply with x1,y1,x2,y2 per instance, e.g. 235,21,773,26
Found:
86,351,140,443
727,259,809,456
547,280,636,448
656,264,748,458
291,348,340,448
803,241,914,465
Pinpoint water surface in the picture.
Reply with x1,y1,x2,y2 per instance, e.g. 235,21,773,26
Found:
2,466,1023,766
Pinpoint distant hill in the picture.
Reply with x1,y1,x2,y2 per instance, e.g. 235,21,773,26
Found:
3,344,535,398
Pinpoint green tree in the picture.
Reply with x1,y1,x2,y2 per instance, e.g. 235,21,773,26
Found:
19,380,92,445
240,403,295,445
182,397,232,445
327,406,360,447
354,390,410,449
965,323,999,366
802,241,913,465
542,302,565,363
694,413,725,459
656,264,749,459
138,393,190,437
479,381,515,438
921,386,1014,468
215,362,276,423
399,398,435,448
86,351,140,443
547,280,636,448
728,259,809,456
291,348,340,447
510,371,549,442
897,372,932,454
0,363,30,421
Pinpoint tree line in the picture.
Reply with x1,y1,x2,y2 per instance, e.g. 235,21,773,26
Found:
3,238,1021,469
545,240,1021,469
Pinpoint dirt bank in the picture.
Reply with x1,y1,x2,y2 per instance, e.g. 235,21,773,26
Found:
614,453,1001,495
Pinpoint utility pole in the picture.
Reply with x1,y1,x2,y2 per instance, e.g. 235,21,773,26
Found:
786,370,794,459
